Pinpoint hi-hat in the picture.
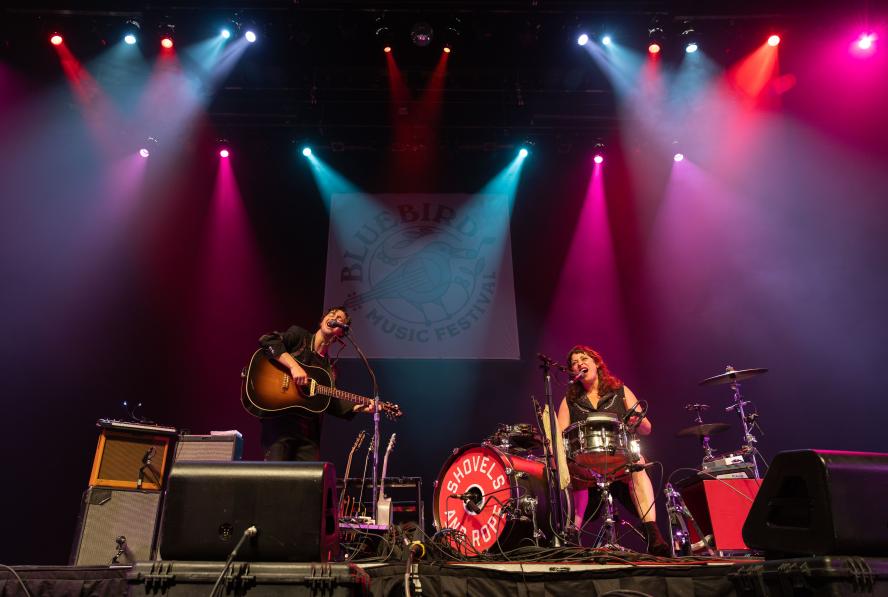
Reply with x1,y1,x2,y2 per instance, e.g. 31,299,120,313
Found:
699,367,768,386
676,422,730,438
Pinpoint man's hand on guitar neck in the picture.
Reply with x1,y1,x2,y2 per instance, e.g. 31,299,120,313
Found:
352,403,374,414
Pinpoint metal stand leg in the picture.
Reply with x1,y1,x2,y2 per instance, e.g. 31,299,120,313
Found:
664,483,714,557
371,396,380,523
591,475,621,549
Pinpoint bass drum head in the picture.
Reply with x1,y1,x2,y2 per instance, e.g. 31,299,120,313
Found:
433,443,561,554
433,444,512,554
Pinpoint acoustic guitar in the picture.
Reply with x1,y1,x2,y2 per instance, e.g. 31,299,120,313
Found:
241,349,402,419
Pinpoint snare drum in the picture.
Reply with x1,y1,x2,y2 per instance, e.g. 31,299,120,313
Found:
563,413,636,477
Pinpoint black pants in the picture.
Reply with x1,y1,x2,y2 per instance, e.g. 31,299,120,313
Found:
584,479,638,522
263,437,320,461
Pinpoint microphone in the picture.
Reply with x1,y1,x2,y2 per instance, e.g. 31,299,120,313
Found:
536,353,569,372
626,462,656,473
408,540,426,559
142,446,155,465
450,493,482,514
570,368,588,383
327,320,350,331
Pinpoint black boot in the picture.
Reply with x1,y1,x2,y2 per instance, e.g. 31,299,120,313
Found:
642,521,671,557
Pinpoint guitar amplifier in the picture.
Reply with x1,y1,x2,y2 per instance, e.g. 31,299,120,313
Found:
173,432,243,463
677,478,762,552
70,487,162,565
90,420,177,491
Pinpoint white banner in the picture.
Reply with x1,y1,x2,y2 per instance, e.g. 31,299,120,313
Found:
324,193,519,359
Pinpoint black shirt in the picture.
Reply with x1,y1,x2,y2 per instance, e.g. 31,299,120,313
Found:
258,325,355,448
567,386,627,424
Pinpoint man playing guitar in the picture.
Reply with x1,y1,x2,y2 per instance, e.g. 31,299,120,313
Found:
257,306,372,461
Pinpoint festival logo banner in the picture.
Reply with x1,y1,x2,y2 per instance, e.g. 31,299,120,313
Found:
324,193,519,359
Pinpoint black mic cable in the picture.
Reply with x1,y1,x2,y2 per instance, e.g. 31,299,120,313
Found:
209,526,258,597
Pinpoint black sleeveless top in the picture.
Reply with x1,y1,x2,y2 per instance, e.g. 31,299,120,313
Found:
567,386,627,424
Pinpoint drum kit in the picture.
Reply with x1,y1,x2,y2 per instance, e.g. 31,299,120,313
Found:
677,365,768,476
432,362,770,556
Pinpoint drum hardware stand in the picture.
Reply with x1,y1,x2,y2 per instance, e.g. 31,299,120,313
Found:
588,472,623,549
535,354,568,544
724,372,761,479
685,404,717,462
664,483,715,557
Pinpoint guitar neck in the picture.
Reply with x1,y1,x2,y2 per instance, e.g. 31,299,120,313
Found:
316,385,374,408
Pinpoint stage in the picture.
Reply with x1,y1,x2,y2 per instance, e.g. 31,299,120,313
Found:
3,554,888,596
2,0,888,585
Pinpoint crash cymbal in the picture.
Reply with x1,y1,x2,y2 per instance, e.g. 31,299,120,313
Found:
699,367,768,386
676,422,731,438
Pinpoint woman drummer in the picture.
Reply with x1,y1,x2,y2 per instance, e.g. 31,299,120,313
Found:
556,345,670,556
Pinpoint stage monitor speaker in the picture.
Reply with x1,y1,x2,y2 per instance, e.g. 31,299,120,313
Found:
158,461,339,562
742,449,888,556
70,487,162,566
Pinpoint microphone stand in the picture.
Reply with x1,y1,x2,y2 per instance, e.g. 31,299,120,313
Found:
536,354,566,544
341,330,382,523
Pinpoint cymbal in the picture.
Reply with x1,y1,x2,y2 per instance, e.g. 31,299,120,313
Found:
699,367,768,386
676,422,731,438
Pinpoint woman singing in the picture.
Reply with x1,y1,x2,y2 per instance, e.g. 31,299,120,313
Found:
556,345,669,556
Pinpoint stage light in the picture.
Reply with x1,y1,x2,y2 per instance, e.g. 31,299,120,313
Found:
122,20,140,45
441,16,462,53
244,30,257,43
518,147,529,158
158,22,175,49
221,28,231,39
593,142,605,164
375,15,394,54
410,22,434,47
219,148,230,158
648,22,664,55
673,153,684,162
681,23,700,54
577,33,589,46
302,147,312,157
857,33,876,51
139,136,159,157
767,34,781,47
50,33,63,46
602,35,612,46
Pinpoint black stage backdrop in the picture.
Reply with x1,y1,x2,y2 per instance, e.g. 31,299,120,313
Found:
1,5,887,565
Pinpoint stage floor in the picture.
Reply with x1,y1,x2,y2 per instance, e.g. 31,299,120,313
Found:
4,555,887,596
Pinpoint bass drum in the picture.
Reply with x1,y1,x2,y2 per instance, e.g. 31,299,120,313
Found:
433,443,569,555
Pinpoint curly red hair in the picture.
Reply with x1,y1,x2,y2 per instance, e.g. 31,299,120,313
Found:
565,345,622,400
